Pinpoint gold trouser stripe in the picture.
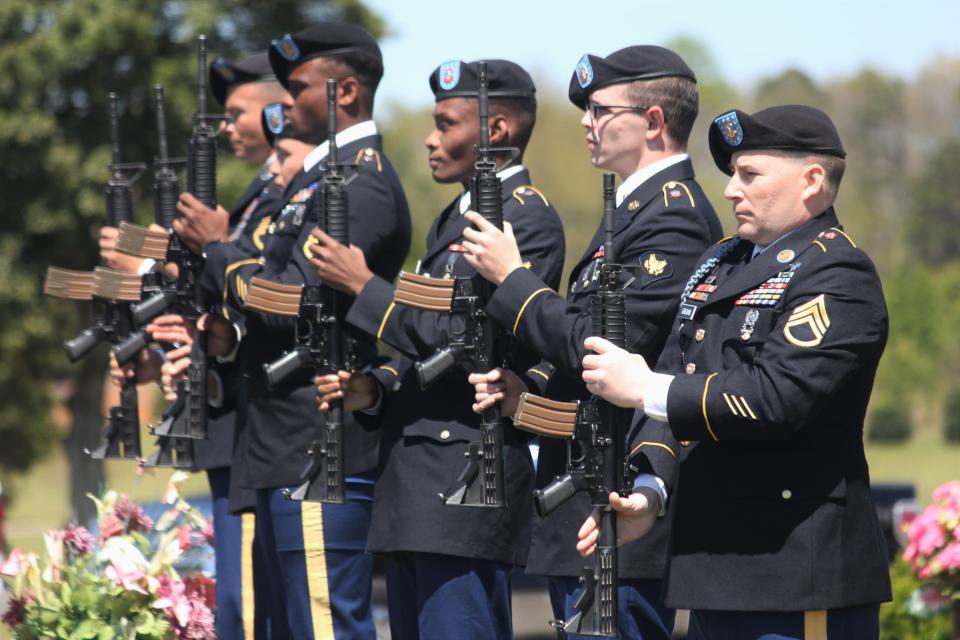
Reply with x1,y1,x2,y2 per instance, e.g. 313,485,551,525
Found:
804,610,827,640
377,302,396,340
513,287,552,335
302,502,334,640
628,441,677,459
702,373,719,441
240,512,256,640
527,368,550,382
223,259,260,307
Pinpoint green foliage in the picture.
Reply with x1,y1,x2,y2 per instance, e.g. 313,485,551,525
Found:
908,138,960,265
869,405,913,443
0,0,380,484
880,559,953,639
944,393,960,443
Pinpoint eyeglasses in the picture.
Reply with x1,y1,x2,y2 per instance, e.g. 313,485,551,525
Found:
587,102,649,121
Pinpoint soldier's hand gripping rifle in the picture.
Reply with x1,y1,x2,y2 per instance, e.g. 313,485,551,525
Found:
512,174,630,638
114,37,222,443
245,80,356,504
391,62,517,508
43,93,146,460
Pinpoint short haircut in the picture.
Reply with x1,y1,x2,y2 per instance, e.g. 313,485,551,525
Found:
623,76,699,149
489,97,537,152
313,53,382,113
777,150,847,204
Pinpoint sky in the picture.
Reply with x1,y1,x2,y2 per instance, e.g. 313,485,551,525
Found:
364,0,960,113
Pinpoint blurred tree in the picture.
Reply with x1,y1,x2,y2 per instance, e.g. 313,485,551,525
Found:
0,0,381,524
753,68,827,109
907,138,960,266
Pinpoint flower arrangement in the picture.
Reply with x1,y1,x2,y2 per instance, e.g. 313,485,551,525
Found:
0,472,215,639
903,480,960,599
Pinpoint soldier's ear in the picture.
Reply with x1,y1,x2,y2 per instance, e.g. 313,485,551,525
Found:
488,113,509,146
338,76,361,110
799,162,826,205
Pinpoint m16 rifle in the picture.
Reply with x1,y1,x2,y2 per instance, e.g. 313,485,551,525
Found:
392,62,513,508
245,79,356,503
512,174,630,637
113,37,222,444
43,93,146,460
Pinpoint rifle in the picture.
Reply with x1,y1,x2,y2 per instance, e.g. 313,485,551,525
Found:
245,79,355,503
43,93,146,460
60,92,145,363
392,61,512,508
114,36,221,442
511,174,630,637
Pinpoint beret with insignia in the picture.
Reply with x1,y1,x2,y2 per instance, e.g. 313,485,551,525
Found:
709,105,846,175
568,45,696,110
430,59,536,101
268,22,382,90
210,52,275,107
260,102,292,145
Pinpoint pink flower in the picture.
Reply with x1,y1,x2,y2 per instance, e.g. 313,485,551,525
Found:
99,514,125,541
99,537,149,595
1,592,34,626
936,541,960,571
183,573,216,611
177,595,216,640
0,547,26,576
63,525,95,556
113,494,154,533
177,526,193,553
905,510,945,559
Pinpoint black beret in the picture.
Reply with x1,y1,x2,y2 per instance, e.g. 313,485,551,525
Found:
268,23,382,89
209,52,275,107
708,105,846,175
429,59,536,101
260,103,291,146
568,45,696,109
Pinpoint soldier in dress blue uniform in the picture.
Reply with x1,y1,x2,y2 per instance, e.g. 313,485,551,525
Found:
577,105,892,639
188,23,412,640
464,46,723,640
106,52,287,640
310,60,566,640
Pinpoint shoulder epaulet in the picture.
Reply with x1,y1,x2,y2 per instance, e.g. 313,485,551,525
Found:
811,227,857,253
355,147,382,172
717,234,736,245
512,185,549,207
661,180,695,208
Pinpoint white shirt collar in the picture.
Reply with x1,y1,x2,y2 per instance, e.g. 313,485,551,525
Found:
458,164,526,214
615,153,689,207
303,120,379,172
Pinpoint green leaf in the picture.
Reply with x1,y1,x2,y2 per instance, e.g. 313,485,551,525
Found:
133,611,156,635
96,625,116,640
69,619,102,639
60,581,72,607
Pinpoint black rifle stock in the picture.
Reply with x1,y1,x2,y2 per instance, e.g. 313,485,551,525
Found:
248,80,355,503
513,173,629,637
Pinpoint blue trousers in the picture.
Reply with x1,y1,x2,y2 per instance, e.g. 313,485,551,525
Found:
255,476,376,640
547,576,674,640
384,551,513,640
687,603,881,640
208,467,272,640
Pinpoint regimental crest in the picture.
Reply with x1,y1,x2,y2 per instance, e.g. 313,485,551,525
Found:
212,58,234,82
714,111,743,146
264,103,284,134
439,60,461,91
576,55,594,88
639,252,672,289
783,294,831,348
272,34,300,62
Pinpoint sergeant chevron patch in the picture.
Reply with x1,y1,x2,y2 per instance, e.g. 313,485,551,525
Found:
783,294,830,347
